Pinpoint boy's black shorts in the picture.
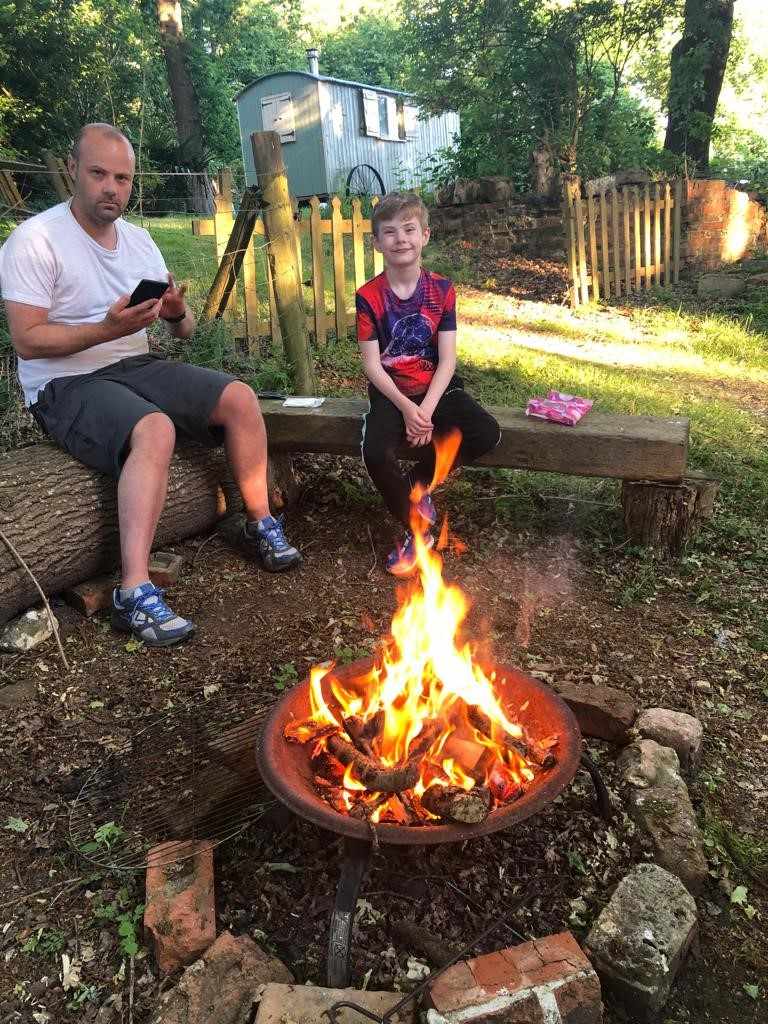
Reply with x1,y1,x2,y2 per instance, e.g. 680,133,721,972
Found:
29,353,236,479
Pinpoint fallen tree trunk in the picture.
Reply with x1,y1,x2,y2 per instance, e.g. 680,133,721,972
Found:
0,440,242,626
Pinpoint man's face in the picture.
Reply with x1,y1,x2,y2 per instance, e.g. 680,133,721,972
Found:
68,134,135,225
374,211,430,268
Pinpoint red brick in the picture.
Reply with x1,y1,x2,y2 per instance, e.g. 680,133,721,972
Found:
468,950,522,990
556,972,603,1024
149,551,184,588
503,943,544,975
144,840,216,975
64,575,114,616
533,932,590,968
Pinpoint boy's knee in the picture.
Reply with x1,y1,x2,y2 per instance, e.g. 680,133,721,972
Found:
472,413,501,456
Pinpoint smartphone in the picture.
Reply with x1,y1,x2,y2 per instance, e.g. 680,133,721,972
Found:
127,278,169,307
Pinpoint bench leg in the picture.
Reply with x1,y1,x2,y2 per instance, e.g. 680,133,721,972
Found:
621,473,720,559
267,454,299,512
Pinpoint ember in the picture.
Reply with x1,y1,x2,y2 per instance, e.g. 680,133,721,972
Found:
284,433,560,826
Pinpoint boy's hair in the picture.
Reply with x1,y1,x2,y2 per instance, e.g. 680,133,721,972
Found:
371,192,429,236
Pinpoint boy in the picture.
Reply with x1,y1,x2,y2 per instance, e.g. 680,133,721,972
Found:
356,193,500,576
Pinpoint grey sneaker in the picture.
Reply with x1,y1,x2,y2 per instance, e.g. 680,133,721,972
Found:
111,583,195,647
241,515,302,572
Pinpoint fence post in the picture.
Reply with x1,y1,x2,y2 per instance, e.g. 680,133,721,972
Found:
331,196,347,341
309,197,327,346
352,199,366,289
371,197,384,276
42,150,71,202
673,179,683,284
561,182,579,308
250,131,315,395
213,169,236,320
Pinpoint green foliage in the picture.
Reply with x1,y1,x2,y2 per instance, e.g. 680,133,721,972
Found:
272,661,298,691
318,12,410,89
21,928,67,957
92,886,145,958
78,821,127,855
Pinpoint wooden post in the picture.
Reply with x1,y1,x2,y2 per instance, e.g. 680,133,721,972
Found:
42,150,72,202
586,190,600,302
351,199,366,289
200,185,261,323
309,196,327,345
643,184,652,291
573,186,589,305
633,186,642,292
653,181,662,288
673,179,682,284
622,187,633,295
599,190,611,298
213,168,236,320
242,231,260,353
622,473,720,560
371,197,384,275
561,188,580,308
250,131,315,395
663,181,673,286
331,196,347,341
611,188,622,298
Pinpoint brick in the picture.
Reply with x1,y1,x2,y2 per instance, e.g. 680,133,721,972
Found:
551,681,636,743
144,840,216,975
256,983,414,1024
149,551,184,588
428,932,602,1024
64,575,114,616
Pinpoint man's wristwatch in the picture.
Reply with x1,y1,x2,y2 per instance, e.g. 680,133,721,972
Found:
162,310,186,324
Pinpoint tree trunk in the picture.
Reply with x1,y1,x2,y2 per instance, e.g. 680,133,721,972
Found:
530,141,560,199
664,0,735,174
0,442,241,626
621,473,720,559
156,0,213,215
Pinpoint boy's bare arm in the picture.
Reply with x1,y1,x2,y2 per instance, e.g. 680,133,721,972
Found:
420,331,457,419
359,339,432,436
5,296,163,360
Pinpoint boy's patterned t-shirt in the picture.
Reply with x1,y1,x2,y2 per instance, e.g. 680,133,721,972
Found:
355,269,456,396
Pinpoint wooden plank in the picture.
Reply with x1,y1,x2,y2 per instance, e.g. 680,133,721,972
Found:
663,181,672,286
622,187,633,294
321,219,352,233
309,196,326,345
633,186,642,292
0,170,27,213
192,218,215,236
0,159,46,173
586,190,600,301
331,196,346,340
599,190,611,298
200,185,261,323
371,197,384,275
352,199,366,290
572,188,589,305
259,398,689,481
643,184,652,292
213,168,236,320
610,188,622,298
41,149,71,202
653,181,662,287
673,179,682,284
561,189,580,308
242,236,260,354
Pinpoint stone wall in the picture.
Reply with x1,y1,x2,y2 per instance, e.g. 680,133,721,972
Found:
428,196,565,259
681,179,767,273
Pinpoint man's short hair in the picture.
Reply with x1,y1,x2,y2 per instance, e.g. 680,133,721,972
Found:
71,123,133,162
371,192,429,236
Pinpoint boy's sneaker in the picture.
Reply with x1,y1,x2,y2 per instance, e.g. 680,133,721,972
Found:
414,491,437,526
240,515,302,572
386,530,435,577
111,583,195,648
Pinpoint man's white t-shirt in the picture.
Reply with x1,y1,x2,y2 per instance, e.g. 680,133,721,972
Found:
0,201,168,405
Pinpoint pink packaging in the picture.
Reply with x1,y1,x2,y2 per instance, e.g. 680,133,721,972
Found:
525,390,593,426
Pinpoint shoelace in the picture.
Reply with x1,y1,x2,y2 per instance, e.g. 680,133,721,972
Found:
261,518,290,552
130,586,176,624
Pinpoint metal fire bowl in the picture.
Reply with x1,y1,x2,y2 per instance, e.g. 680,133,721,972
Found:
256,658,582,845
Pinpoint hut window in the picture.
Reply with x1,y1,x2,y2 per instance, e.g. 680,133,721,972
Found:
404,104,419,138
261,92,295,143
361,89,401,141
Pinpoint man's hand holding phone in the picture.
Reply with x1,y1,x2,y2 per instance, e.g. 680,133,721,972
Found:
102,291,164,341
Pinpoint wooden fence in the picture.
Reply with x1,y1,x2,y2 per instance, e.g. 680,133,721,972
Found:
562,178,683,307
194,169,383,348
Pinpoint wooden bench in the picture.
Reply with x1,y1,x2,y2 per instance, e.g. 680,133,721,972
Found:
259,397,716,556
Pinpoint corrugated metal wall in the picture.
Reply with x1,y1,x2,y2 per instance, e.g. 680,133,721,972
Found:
236,72,460,199
236,73,327,197
319,80,460,195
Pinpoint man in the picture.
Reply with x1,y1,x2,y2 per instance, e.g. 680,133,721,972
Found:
0,123,301,647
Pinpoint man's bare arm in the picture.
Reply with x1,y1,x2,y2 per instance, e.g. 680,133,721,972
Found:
5,295,163,360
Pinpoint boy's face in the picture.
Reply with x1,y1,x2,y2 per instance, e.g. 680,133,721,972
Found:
374,211,430,269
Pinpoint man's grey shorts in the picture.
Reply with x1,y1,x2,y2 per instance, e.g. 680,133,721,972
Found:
30,354,236,479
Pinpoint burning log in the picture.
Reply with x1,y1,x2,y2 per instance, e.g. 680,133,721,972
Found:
342,709,385,757
467,705,558,771
421,784,491,824
326,734,420,793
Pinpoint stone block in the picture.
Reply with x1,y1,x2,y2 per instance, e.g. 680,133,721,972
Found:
149,551,184,588
428,931,602,1024
0,608,56,652
64,576,114,617
551,681,636,743
697,273,746,298
585,863,697,1020
145,841,216,976
153,931,293,1024
634,708,703,773
617,740,708,893
256,984,414,1024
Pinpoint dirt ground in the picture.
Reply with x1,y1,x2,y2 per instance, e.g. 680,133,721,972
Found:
0,451,766,1023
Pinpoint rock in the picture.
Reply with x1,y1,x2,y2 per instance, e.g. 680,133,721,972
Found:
617,740,708,894
634,708,703,773
149,551,184,588
0,608,56,652
585,169,649,195
697,273,747,298
428,931,602,1023
451,179,483,205
551,681,637,743
144,841,216,976
255,984,414,1024
585,863,697,1020
64,576,114,617
153,931,293,1024
435,181,456,207
476,176,515,203
0,678,37,708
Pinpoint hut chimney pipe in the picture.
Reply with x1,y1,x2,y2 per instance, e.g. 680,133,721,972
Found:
307,48,320,76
